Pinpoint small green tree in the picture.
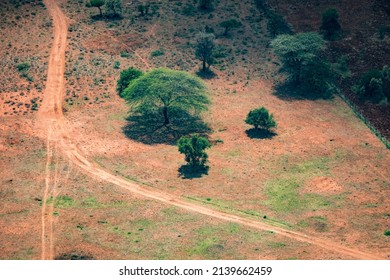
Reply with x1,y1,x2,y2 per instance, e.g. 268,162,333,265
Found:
220,19,242,36
178,135,210,168
86,0,105,17
105,0,122,17
123,68,210,126
117,67,143,97
198,0,214,11
320,8,341,40
195,32,216,72
245,107,276,130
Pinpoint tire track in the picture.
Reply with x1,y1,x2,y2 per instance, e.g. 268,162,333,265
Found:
39,0,382,260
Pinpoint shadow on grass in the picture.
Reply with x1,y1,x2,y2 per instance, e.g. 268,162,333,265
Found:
178,164,209,179
91,14,123,21
122,108,211,145
196,69,217,79
245,128,277,139
55,253,93,260
273,82,334,101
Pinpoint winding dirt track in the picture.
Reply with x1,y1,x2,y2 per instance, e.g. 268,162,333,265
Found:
38,0,382,260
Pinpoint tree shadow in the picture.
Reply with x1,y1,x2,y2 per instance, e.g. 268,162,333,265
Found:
196,69,217,79
245,128,277,139
178,164,209,179
122,108,211,145
55,253,93,260
91,14,123,21
273,82,334,101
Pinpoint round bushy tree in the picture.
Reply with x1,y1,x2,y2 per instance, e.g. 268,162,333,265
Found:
245,107,276,130
178,135,210,168
117,67,143,97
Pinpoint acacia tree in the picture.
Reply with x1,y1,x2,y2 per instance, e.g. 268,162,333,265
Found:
195,32,216,72
271,32,325,85
178,135,210,169
86,0,105,17
245,107,276,130
220,19,242,36
123,68,210,126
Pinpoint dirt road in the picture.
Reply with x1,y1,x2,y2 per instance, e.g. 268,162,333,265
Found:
38,0,382,260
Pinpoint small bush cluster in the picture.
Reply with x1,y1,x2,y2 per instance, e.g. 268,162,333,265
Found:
352,66,390,104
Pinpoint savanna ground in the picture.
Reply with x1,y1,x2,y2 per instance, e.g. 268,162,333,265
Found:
0,0,389,260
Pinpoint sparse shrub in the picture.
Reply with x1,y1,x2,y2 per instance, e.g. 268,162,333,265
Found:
220,18,242,36
378,25,389,40
245,107,276,130
198,0,214,11
113,61,120,69
16,61,30,72
254,0,268,12
120,51,131,58
178,135,210,169
182,3,197,16
105,0,122,17
150,49,165,57
117,67,143,97
195,32,216,72
138,2,150,17
320,8,341,40
86,0,105,17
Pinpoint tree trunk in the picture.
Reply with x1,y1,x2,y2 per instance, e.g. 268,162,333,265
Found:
163,107,170,125
202,59,206,72
98,7,102,17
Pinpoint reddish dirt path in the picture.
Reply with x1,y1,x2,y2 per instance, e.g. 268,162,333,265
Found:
38,0,382,260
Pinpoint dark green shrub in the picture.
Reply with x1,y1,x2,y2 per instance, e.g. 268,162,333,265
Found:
117,67,143,97
178,135,210,168
267,10,292,37
385,230,390,236
198,0,214,11
182,4,197,16
220,19,242,36
16,61,30,72
150,49,165,57
353,67,389,104
245,107,276,130
320,8,341,40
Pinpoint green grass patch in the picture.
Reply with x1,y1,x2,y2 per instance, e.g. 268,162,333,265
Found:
55,196,74,208
268,242,286,248
265,179,330,212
